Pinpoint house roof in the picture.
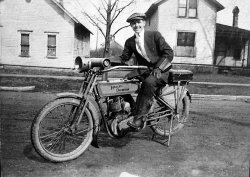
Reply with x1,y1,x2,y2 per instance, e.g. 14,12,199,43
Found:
216,23,250,39
145,0,224,17
51,0,93,34
110,40,123,50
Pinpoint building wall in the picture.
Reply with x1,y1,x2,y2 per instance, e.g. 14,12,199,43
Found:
0,0,83,68
74,25,90,59
215,39,249,67
0,27,2,61
248,40,250,67
146,0,217,65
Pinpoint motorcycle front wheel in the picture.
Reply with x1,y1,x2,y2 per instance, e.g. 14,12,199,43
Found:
31,98,93,162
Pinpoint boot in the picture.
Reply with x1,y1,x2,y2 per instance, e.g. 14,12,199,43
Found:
127,116,143,130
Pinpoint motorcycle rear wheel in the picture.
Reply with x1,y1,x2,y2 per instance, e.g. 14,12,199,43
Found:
31,98,93,162
150,94,190,136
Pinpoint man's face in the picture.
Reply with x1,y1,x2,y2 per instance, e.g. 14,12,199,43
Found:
130,19,146,34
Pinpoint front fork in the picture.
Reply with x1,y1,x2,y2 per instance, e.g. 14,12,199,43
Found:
69,73,98,133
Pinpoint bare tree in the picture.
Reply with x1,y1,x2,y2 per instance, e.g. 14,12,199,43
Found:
82,0,135,57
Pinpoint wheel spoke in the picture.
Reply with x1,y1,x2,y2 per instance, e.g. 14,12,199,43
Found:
75,127,90,135
45,133,64,151
32,98,94,161
40,129,63,140
67,135,86,144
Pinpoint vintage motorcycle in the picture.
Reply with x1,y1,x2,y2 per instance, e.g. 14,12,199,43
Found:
31,58,193,162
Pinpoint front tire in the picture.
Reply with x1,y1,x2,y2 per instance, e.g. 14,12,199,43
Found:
31,98,93,162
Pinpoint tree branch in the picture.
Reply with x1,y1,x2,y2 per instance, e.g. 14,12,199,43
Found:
91,3,107,22
116,0,134,12
111,0,119,22
100,0,108,12
112,25,130,37
96,17,106,26
102,0,108,6
82,12,106,37
111,0,134,25
110,0,118,12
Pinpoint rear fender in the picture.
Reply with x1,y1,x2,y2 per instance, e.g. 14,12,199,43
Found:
56,92,101,134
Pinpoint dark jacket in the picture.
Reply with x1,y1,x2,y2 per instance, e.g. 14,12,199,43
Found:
120,30,173,68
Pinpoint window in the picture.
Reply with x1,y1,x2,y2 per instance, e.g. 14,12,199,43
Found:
178,0,197,18
177,32,195,47
21,33,30,57
233,47,241,60
47,35,56,57
188,0,197,17
178,0,187,17
175,32,196,57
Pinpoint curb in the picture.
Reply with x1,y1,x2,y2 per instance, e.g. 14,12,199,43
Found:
192,94,250,102
190,82,250,87
0,86,35,91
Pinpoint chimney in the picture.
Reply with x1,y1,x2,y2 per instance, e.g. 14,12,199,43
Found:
232,6,239,28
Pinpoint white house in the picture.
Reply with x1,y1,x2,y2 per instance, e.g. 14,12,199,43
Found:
145,0,224,65
0,0,92,68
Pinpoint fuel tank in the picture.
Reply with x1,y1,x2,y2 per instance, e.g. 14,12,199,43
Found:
97,79,139,97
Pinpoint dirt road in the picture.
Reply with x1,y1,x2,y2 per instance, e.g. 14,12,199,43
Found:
1,91,249,177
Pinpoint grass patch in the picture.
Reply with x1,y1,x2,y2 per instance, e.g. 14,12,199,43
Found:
0,77,82,93
0,67,81,77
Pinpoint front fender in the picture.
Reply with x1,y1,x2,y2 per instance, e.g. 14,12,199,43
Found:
56,92,101,134
56,92,83,99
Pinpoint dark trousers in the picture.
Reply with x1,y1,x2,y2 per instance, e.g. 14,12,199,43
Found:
133,71,169,117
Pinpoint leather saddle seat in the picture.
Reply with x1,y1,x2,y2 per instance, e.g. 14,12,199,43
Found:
155,69,193,96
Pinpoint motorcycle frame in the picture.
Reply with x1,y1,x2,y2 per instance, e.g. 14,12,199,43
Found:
63,66,190,141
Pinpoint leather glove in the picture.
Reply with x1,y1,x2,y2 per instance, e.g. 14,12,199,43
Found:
152,68,162,79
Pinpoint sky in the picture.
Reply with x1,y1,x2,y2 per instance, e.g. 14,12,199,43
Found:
76,0,250,49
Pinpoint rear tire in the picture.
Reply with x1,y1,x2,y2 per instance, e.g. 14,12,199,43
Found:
150,93,190,136
31,98,93,162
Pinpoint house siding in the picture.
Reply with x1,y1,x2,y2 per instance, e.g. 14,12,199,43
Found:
0,0,90,68
146,0,217,65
